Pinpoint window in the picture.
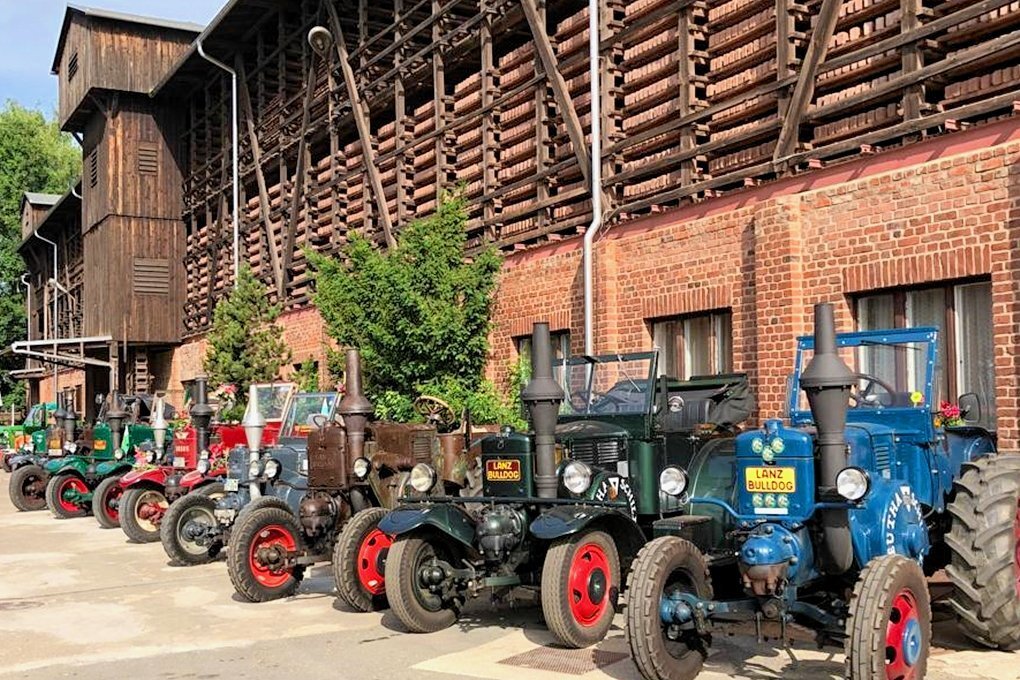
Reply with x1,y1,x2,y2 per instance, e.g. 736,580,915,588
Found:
516,330,571,390
856,280,996,426
67,52,79,82
88,149,99,188
651,310,733,379
137,144,159,176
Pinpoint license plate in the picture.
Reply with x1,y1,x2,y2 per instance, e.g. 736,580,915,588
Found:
224,478,239,492
173,458,186,468
47,450,62,457
744,467,796,494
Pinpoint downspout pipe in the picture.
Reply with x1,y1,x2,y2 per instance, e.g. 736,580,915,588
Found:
31,229,58,403
582,0,602,357
197,40,240,289
20,274,30,341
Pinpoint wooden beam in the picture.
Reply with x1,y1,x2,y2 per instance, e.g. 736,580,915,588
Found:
432,0,449,199
900,0,924,122
326,1,397,249
520,0,591,189
236,57,284,298
773,0,841,164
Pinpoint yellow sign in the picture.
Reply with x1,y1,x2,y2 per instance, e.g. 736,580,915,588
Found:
744,467,796,494
94,439,107,451
485,459,521,482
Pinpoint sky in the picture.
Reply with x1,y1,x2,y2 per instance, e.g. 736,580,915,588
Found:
0,0,224,114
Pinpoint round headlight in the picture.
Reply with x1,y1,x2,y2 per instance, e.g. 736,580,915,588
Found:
197,459,211,475
65,442,78,454
114,450,124,460
659,466,689,497
199,450,210,461
248,459,263,478
562,461,593,495
145,450,156,464
410,464,437,493
265,459,281,480
836,467,870,502
353,457,371,480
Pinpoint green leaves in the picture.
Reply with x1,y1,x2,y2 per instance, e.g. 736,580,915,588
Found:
310,194,513,425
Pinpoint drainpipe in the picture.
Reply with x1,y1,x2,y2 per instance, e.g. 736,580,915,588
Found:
19,274,30,341
197,40,240,289
582,0,602,357
32,229,58,403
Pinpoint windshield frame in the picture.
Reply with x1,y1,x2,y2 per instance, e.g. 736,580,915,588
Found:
556,351,659,420
253,382,297,423
788,326,939,425
280,392,338,439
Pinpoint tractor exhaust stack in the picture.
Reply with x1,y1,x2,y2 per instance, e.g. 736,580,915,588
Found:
338,349,373,462
522,322,565,499
106,392,129,451
190,376,214,454
800,302,854,574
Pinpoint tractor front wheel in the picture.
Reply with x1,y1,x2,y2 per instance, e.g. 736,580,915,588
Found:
845,553,930,680
385,533,461,633
946,453,1020,649
227,506,305,602
194,482,225,499
333,507,392,612
45,473,89,519
542,529,621,648
160,492,222,566
625,537,713,680
91,476,124,528
9,464,48,512
120,487,169,543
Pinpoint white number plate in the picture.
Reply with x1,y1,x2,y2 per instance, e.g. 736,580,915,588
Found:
224,478,239,492
173,458,186,468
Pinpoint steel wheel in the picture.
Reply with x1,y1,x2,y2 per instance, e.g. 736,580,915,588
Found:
542,529,620,648
226,506,304,602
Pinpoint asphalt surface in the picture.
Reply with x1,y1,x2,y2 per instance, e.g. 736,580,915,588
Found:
0,470,1017,680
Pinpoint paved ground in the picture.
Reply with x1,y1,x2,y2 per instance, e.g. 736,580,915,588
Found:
0,471,1017,680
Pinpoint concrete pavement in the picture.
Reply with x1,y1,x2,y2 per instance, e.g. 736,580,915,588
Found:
0,470,1016,679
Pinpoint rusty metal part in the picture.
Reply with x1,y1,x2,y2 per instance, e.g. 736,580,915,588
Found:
306,422,347,488
337,349,373,462
739,562,790,597
370,451,416,473
298,492,341,536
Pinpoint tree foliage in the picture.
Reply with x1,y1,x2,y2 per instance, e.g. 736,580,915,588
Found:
293,358,322,393
309,194,512,424
204,266,291,405
0,102,81,407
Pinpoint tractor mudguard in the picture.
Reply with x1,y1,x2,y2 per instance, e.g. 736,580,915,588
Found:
48,456,89,477
9,454,41,471
530,505,647,563
120,467,169,488
378,504,478,552
95,460,133,478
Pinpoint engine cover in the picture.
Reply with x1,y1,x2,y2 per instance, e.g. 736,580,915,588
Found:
475,505,526,562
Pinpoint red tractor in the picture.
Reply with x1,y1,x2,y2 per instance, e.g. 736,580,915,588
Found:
94,379,295,543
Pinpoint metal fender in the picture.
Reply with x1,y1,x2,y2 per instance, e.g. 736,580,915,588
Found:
378,504,478,552
47,456,89,477
849,477,930,567
530,505,647,562
95,460,133,478
120,467,169,488
178,469,206,489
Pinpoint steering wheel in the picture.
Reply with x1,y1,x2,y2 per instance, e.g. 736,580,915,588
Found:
590,390,629,414
414,396,457,430
311,414,329,430
849,373,897,407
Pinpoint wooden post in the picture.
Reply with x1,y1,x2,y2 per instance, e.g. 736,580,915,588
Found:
901,0,924,123
480,0,500,240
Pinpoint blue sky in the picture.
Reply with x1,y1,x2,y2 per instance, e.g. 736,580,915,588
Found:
0,1,224,114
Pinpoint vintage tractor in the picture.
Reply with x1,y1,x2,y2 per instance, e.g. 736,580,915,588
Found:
376,323,752,648
160,389,339,567
224,349,479,604
624,303,1019,680
7,399,75,511
1,401,56,472
102,379,296,541
44,393,171,519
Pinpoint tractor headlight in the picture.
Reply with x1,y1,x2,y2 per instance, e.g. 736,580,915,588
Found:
659,466,689,497
836,467,870,502
264,459,281,480
562,461,593,495
145,450,156,464
64,442,78,454
197,459,211,475
352,457,371,480
410,463,437,493
114,450,124,460
249,459,264,478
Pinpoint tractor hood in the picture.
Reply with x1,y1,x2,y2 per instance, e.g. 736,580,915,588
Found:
555,420,629,443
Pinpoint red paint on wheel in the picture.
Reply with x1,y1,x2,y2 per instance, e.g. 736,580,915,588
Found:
58,477,88,514
885,588,920,680
357,528,392,595
105,484,123,523
248,524,297,589
568,542,610,627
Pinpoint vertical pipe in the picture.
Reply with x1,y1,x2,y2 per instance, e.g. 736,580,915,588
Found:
32,230,58,402
582,0,602,356
521,322,565,499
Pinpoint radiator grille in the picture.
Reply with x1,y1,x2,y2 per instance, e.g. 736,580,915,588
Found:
569,438,626,467
874,444,891,472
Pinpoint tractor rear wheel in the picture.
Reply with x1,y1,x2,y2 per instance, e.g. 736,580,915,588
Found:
120,488,169,543
227,506,305,602
9,464,47,512
845,553,930,680
91,476,123,528
946,453,1020,649
385,533,461,633
542,529,621,648
161,492,221,566
333,507,392,612
45,473,89,519
625,537,713,680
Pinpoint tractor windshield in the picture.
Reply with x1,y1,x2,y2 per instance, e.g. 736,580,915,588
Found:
790,327,939,420
281,393,337,438
24,404,46,427
558,353,658,417
255,384,296,422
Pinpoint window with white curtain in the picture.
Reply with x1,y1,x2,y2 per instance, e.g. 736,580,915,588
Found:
650,310,733,379
856,281,995,426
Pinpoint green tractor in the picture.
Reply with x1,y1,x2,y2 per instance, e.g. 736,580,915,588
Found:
1,401,56,472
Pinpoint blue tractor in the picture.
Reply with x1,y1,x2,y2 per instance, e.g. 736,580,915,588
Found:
626,303,1020,680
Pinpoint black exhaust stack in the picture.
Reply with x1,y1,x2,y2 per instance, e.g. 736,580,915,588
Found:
338,348,373,462
63,395,77,443
190,376,214,454
521,322,564,499
800,303,854,574
106,392,129,451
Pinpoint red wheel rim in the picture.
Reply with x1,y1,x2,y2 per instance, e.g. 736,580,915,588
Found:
357,528,392,595
248,524,297,589
105,484,123,522
885,588,922,680
58,477,88,514
568,542,611,627
1013,500,1020,598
